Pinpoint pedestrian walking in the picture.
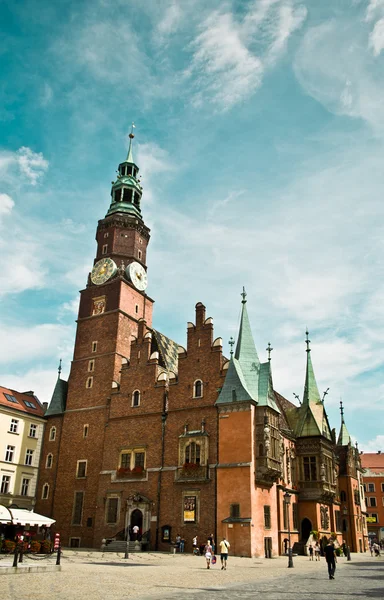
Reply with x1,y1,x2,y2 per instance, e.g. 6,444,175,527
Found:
192,535,199,555
208,533,215,553
219,536,230,570
132,525,139,541
180,537,185,553
314,542,321,561
204,540,213,569
324,540,337,579
308,544,314,560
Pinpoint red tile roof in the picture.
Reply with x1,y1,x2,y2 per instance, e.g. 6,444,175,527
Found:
0,385,45,417
360,452,384,472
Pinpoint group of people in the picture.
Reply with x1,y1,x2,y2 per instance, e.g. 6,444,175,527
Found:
307,542,321,561
192,534,230,570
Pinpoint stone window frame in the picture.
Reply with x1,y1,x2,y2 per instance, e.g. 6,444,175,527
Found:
76,459,87,479
264,505,271,529
193,379,203,398
72,491,84,526
83,424,89,438
42,483,49,499
368,482,375,493
368,497,377,508
105,495,120,525
92,341,98,353
1,475,11,494
178,433,208,468
102,244,108,255
49,426,56,441
88,359,95,372
118,447,146,470
46,453,53,468
25,448,34,466
132,390,140,407
5,445,15,462
21,477,30,496
86,376,93,389
9,418,19,434
29,423,37,438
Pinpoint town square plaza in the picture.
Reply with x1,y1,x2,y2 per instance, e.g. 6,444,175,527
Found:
0,550,383,600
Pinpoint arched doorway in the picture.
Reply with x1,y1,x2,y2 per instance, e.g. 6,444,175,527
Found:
130,508,143,540
301,518,312,543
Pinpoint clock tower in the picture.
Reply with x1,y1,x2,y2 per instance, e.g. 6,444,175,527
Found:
67,129,154,412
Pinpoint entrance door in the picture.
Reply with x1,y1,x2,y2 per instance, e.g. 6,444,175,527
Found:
130,508,143,540
301,518,312,543
264,537,272,558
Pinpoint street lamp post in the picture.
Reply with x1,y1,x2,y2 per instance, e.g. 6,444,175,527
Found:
284,492,294,568
342,505,351,561
124,505,129,560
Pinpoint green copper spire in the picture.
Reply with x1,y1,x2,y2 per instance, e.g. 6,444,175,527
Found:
126,123,135,163
337,400,351,445
234,287,259,399
295,331,331,439
45,359,68,416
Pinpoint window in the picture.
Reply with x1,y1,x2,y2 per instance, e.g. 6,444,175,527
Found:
303,456,317,481
120,452,131,469
4,393,18,403
370,513,379,523
25,449,34,466
42,483,49,499
106,497,119,524
135,452,145,469
69,538,80,548
135,304,139,314
185,442,201,465
138,249,142,260
5,445,15,462
83,425,89,438
104,232,109,238
230,504,240,518
264,505,271,529
49,427,56,441
369,497,377,507
139,238,142,244
87,517,93,527
132,390,140,407
92,341,98,353
72,491,84,525
340,490,347,502
29,423,37,437
368,483,375,493
24,400,36,409
102,244,108,255
363,483,367,492
9,418,19,433
21,478,30,496
193,380,203,398
381,483,384,493
1,475,11,494
293,503,299,530
335,510,341,532
46,453,53,468
77,461,87,478
88,360,95,372
86,377,93,389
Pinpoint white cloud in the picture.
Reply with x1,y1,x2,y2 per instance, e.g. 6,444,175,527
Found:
184,1,307,111
0,146,48,187
2,368,62,406
157,2,183,38
0,323,73,365
40,82,53,107
360,435,384,453
0,193,14,216
369,17,384,55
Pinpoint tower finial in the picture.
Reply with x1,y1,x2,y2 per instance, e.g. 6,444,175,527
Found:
229,336,235,357
322,388,329,403
266,342,273,361
305,329,311,353
241,286,247,304
127,122,136,162
340,399,344,421
58,358,62,377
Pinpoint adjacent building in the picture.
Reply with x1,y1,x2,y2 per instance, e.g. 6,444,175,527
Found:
35,133,368,555
0,386,46,509
360,452,384,542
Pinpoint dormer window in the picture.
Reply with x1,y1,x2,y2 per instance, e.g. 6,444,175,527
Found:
132,390,140,407
193,380,203,398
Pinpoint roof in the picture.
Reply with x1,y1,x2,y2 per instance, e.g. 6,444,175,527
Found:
0,506,55,526
337,420,351,446
258,361,280,412
0,386,45,418
45,377,68,417
360,453,384,470
152,330,179,375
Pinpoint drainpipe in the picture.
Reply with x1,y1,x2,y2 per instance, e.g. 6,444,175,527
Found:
155,386,168,550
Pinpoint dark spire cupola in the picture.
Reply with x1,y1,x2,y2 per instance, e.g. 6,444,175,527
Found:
107,124,143,219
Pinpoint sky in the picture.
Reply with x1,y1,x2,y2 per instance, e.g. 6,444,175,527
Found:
0,0,383,452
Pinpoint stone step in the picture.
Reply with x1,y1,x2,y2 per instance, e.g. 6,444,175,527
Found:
104,541,143,553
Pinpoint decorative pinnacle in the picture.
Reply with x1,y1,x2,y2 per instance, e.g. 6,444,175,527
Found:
58,358,62,377
305,329,311,353
241,286,247,304
129,121,135,139
322,388,329,403
266,342,273,361
229,336,235,357
340,400,344,421
293,392,301,405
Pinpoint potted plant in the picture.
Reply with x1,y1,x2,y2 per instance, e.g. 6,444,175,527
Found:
3,539,16,553
30,540,41,553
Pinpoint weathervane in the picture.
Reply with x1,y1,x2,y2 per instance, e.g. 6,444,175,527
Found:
305,329,311,353
293,392,301,405
322,388,329,403
58,358,62,377
229,337,235,357
241,286,247,303
129,122,135,139
266,342,273,361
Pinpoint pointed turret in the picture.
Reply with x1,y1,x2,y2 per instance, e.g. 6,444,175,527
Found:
295,332,331,439
234,288,259,398
45,360,68,417
337,401,351,445
107,123,143,219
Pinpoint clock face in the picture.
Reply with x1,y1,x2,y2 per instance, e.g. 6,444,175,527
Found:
91,258,117,285
126,261,148,291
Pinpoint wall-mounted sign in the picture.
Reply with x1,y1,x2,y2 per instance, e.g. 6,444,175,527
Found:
366,516,378,523
183,496,196,523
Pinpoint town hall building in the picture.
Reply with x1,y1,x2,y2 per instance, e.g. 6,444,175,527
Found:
35,132,368,556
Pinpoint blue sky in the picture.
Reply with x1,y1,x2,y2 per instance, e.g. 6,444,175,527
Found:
0,0,383,451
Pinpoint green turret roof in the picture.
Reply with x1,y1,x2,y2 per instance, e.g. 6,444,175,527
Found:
337,401,351,445
216,290,279,413
295,333,331,439
45,376,67,417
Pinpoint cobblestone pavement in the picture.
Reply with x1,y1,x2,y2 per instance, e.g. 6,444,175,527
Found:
1,550,383,600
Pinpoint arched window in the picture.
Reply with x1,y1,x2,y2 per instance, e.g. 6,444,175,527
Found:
46,454,53,469
193,380,203,398
49,427,56,441
340,490,347,502
185,442,201,465
132,390,140,407
42,483,49,500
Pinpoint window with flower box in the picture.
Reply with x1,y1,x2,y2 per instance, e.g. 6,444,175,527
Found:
117,448,146,478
